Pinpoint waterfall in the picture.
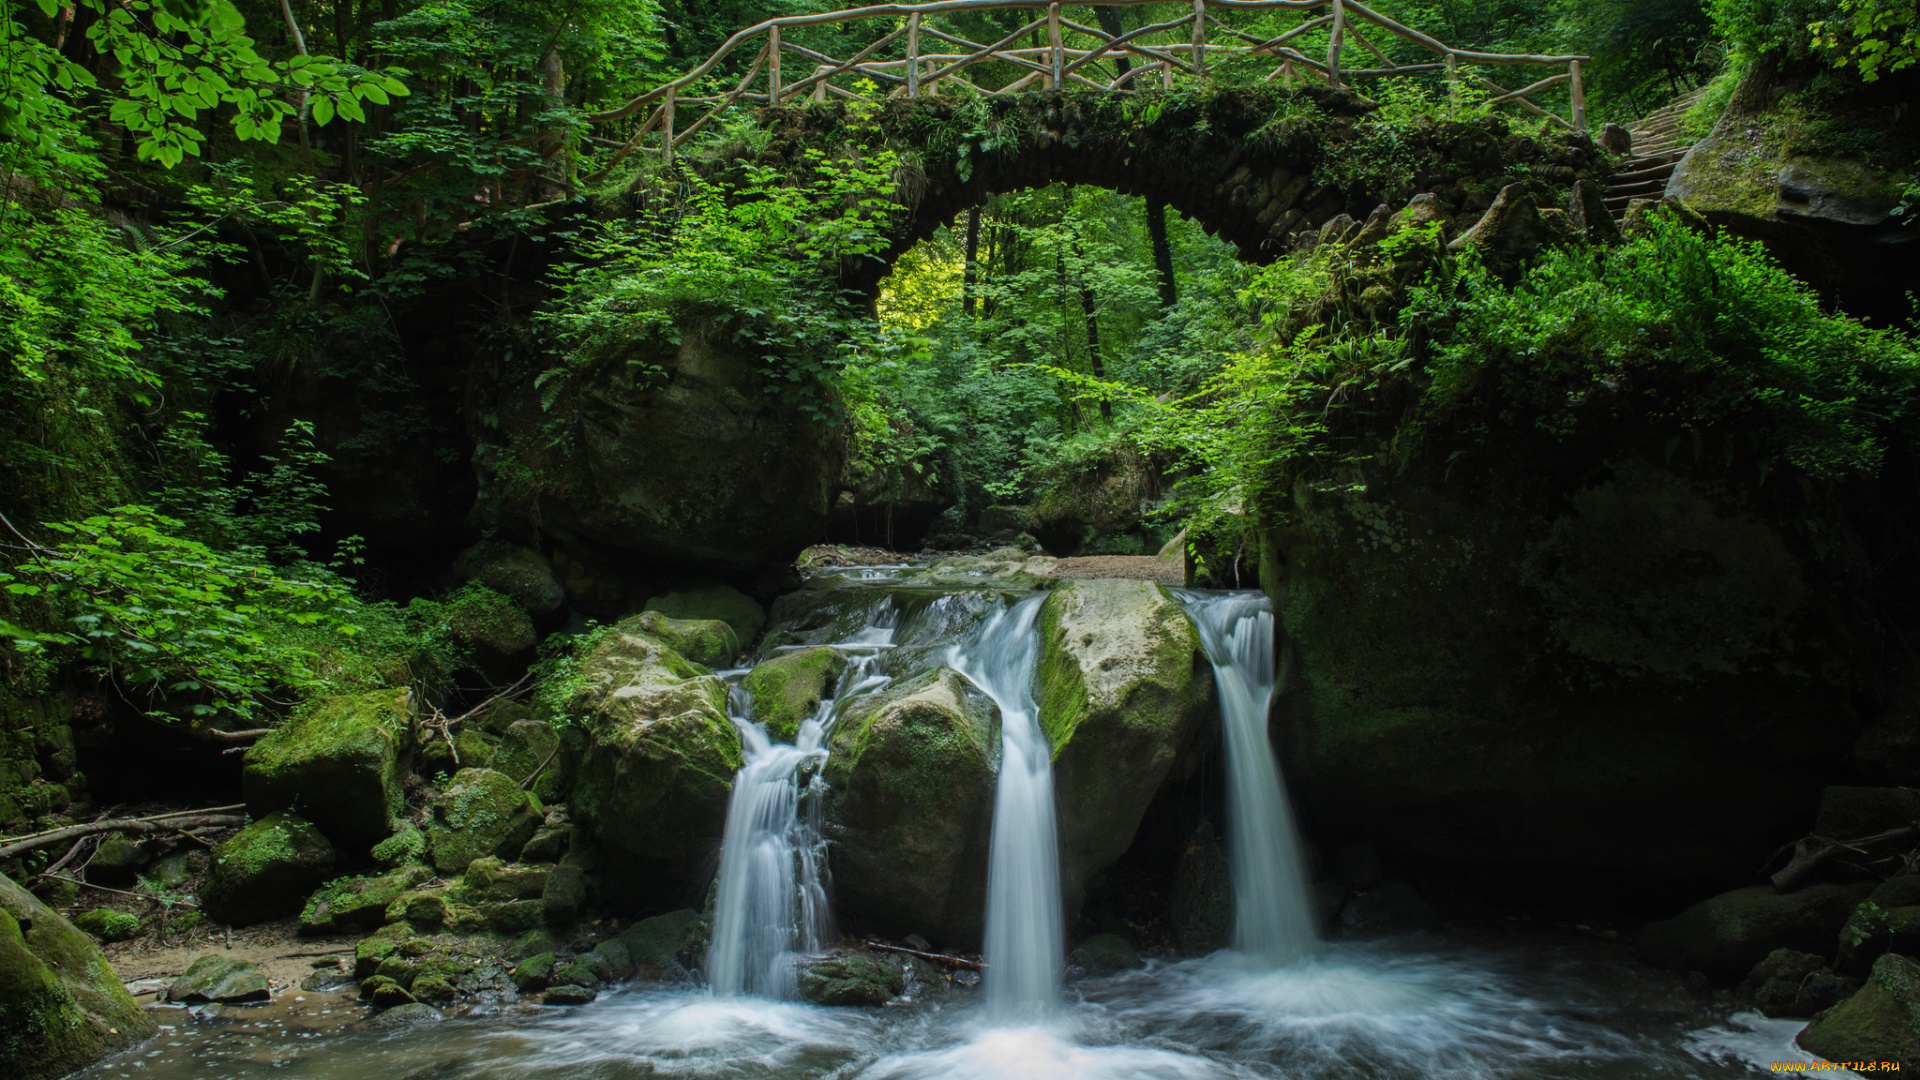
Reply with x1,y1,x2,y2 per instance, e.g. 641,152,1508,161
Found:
1176,589,1317,964
950,594,1061,1020
706,613,896,998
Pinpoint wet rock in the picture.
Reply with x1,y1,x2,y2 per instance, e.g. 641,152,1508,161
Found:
567,629,742,894
1038,579,1213,910
201,812,337,926
1798,953,1920,1064
593,938,636,980
243,689,413,853
300,866,432,935
359,1001,443,1028
168,954,271,1003
372,981,418,1009
1748,948,1858,1017
147,850,198,888
410,974,457,1005
552,962,603,991
823,668,999,947
71,908,140,942
645,585,768,647
798,953,905,1006
1171,821,1232,954
1640,883,1874,980
616,908,699,974
1339,883,1441,937
542,984,597,1005
426,768,542,875
300,967,357,992
511,953,557,992
743,646,848,740
620,610,739,669
1071,934,1143,973
0,871,155,1080
356,935,401,978
454,540,567,617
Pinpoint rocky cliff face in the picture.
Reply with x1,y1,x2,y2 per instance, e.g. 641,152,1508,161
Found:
1262,418,1909,898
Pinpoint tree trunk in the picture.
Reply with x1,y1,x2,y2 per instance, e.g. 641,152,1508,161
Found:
1071,242,1112,422
1147,199,1177,308
963,207,982,317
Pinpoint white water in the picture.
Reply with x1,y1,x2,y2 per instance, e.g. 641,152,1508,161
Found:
949,594,1062,1021
1176,589,1318,964
707,610,898,998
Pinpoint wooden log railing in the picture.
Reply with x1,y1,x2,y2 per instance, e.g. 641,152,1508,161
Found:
583,0,1591,178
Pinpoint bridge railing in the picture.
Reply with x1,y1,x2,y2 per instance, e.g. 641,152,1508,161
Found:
584,0,1590,176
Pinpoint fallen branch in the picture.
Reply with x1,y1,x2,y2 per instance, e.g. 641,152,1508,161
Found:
865,941,985,970
0,810,245,859
520,740,563,791
195,728,273,743
41,873,200,907
1772,825,1918,893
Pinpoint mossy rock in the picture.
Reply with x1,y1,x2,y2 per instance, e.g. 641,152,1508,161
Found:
822,667,998,947
1037,579,1213,910
0,872,155,1080
593,938,635,980
511,952,557,992
355,936,400,978
459,857,550,902
426,767,542,875
70,909,140,943
201,812,337,926
166,954,269,1003
797,953,904,1006
645,586,766,648
86,836,149,886
1640,883,1874,980
454,540,567,617
509,928,564,961
615,908,699,974
521,824,572,863
1170,821,1232,954
620,610,740,669
542,865,586,925
243,690,413,853
408,974,456,1005
300,866,432,935
1799,953,1920,1064
371,822,426,868
553,961,603,991
543,984,597,1005
413,584,539,670
1838,899,1920,979
489,719,571,804
383,888,486,934
568,630,742,877
743,646,847,740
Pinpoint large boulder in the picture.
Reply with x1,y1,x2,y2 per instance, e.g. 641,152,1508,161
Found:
743,646,847,740
201,812,338,926
1799,953,1920,1065
454,539,568,617
166,954,270,1003
567,629,743,895
0,872,155,1080
1639,883,1874,980
300,866,433,935
822,667,999,947
645,585,767,647
425,768,543,875
1267,447,1882,893
1036,579,1213,910
618,610,739,669
480,327,845,577
243,689,413,853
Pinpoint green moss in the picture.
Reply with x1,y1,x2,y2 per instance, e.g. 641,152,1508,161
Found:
1799,953,1920,1063
371,822,426,868
0,873,153,1080
743,646,847,740
70,909,139,942
425,767,542,874
201,812,337,926
411,583,538,660
299,866,432,934
643,586,766,647
243,689,412,852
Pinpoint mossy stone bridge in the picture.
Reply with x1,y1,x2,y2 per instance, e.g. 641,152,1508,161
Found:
586,0,1604,280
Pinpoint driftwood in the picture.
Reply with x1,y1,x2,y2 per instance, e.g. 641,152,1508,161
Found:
866,940,986,969
1772,825,1919,893
0,806,245,859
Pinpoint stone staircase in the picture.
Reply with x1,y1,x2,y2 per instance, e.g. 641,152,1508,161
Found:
1603,87,1710,220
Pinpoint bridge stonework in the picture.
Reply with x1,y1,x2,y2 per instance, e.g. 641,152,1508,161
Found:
736,87,1608,290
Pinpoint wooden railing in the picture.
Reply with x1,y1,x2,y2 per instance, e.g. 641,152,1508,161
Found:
585,0,1590,172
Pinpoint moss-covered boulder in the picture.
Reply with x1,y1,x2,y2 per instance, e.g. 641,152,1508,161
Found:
201,812,337,926
488,719,571,804
166,954,270,1003
1037,579,1213,910
300,866,433,935
616,908,699,974
412,585,539,682
70,909,140,943
425,768,542,875
620,610,739,669
797,953,905,1006
1799,953,1920,1064
0,872,154,1080
454,539,567,617
243,689,413,853
1749,948,1858,1018
86,836,149,886
645,585,767,647
822,667,998,947
743,646,847,740
567,629,742,896
1640,883,1875,980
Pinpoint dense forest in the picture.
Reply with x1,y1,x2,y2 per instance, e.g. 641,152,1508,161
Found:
2,0,1920,1075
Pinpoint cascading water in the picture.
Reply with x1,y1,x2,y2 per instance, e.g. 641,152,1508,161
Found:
706,612,897,998
1176,589,1318,964
949,594,1062,1019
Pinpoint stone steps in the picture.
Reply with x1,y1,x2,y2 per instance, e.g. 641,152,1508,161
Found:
1604,87,1713,220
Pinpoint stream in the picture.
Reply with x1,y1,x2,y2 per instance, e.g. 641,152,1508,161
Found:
82,569,1841,1079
